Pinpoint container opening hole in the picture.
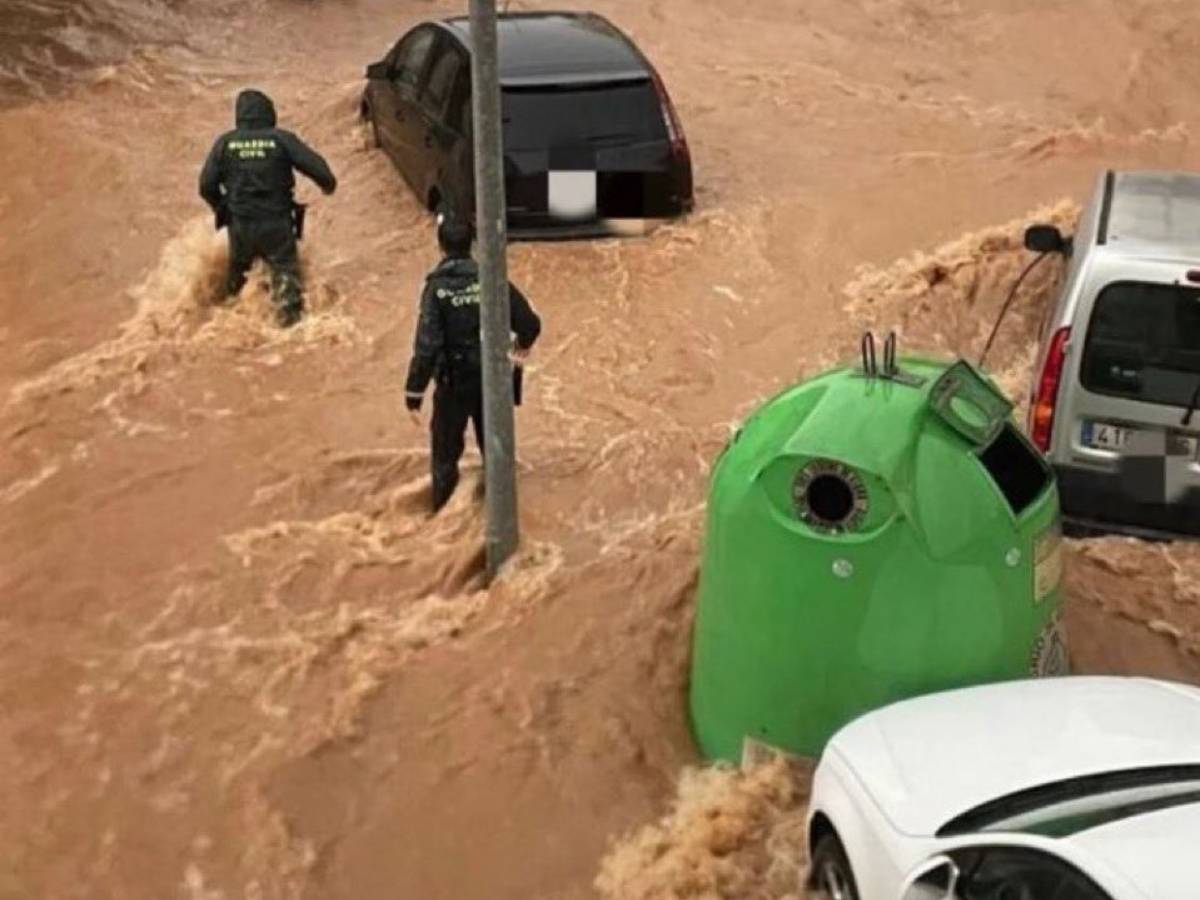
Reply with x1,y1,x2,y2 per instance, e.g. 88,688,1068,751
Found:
806,475,855,526
979,424,1051,515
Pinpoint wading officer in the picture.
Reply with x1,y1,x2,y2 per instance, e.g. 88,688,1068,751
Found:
405,217,542,512
199,89,337,327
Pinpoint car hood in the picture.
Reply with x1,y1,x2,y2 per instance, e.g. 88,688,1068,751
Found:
1070,801,1200,900
829,677,1200,837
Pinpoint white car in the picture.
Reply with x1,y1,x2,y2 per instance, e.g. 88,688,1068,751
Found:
805,676,1200,900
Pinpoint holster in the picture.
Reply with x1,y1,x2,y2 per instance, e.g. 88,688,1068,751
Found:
438,363,523,404
215,203,230,231
292,203,308,241
435,357,454,391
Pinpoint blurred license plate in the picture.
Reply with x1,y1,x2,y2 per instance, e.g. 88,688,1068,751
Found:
1034,524,1063,603
1081,421,1132,450
548,170,597,220
1082,421,1198,456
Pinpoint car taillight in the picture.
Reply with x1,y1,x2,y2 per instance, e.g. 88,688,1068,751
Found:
649,66,693,205
1030,327,1070,452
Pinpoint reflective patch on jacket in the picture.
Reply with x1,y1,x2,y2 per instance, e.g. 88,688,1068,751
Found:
227,138,279,160
436,281,481,307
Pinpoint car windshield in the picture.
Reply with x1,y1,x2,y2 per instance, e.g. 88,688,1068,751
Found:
937,765,1200,837
1081,281,1200,407
501,79,666,149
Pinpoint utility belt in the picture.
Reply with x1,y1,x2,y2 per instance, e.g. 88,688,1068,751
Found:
437,348,483,392
214,201,307,239
437,348,525,406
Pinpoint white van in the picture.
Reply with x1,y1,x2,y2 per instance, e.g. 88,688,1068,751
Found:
1026,170,1200,539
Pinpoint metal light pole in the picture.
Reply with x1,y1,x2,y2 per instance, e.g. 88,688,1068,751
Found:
469,0,519,579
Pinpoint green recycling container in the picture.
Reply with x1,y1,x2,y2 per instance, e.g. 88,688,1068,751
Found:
690,352,1069,764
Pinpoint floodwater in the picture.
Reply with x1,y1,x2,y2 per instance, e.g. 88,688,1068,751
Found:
3,1,1200,898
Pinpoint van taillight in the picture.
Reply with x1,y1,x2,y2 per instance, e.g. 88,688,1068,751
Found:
649,67,693,205
1030,327,1070,452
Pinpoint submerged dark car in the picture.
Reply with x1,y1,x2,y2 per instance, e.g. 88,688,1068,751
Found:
360,12,693,238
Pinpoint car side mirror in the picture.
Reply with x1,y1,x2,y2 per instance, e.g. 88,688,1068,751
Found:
366,61,391,80
1024,224,1069,255
899,854,960,900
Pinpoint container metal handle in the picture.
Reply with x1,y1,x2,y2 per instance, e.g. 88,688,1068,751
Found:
861,331,878,377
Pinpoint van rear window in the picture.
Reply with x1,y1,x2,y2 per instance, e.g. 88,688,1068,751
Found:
1081,281,1200,407
501,80,666,150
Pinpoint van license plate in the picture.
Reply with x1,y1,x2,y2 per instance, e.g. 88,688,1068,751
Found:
1082,422,1199,457
1082,422,1132,450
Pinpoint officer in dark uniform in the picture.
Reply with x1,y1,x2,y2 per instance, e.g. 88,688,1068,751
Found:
199,89,337,327
405,217,542,512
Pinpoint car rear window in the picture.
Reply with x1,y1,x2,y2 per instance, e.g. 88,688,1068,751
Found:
501,79,666,150
1081,281,1200,407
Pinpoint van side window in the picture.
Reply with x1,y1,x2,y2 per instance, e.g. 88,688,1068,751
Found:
384,39,405,70
423,48,462,118
458,85,472,134
394,29,435,90
444,80,471,135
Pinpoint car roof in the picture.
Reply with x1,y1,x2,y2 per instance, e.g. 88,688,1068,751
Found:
1070,801,1200,900
828,677,1200,837
1101,170,1200,258
440,12,651,86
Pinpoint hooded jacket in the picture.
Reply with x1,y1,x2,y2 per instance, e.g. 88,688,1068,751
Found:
404,256,542,409
199,89,337,219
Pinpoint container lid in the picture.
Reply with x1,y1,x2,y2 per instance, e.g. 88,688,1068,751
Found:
928,360,1014,448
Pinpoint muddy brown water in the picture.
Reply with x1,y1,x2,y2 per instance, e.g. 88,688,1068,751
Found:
3,1,1200,897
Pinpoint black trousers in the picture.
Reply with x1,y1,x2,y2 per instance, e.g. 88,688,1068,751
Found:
430,384,484,511
226,214,303,314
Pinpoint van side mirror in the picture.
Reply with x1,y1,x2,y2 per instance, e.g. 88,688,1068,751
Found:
1024,224,1068,255
899,855,960,900
366,61,391,80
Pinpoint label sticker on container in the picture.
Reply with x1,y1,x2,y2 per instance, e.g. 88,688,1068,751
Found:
1034,523,1064,602
740,736,797,769
1030,612,1069,677
548,170,597,221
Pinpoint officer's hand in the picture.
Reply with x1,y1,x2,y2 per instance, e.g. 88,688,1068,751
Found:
407,409,422,428
511,347,531,366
